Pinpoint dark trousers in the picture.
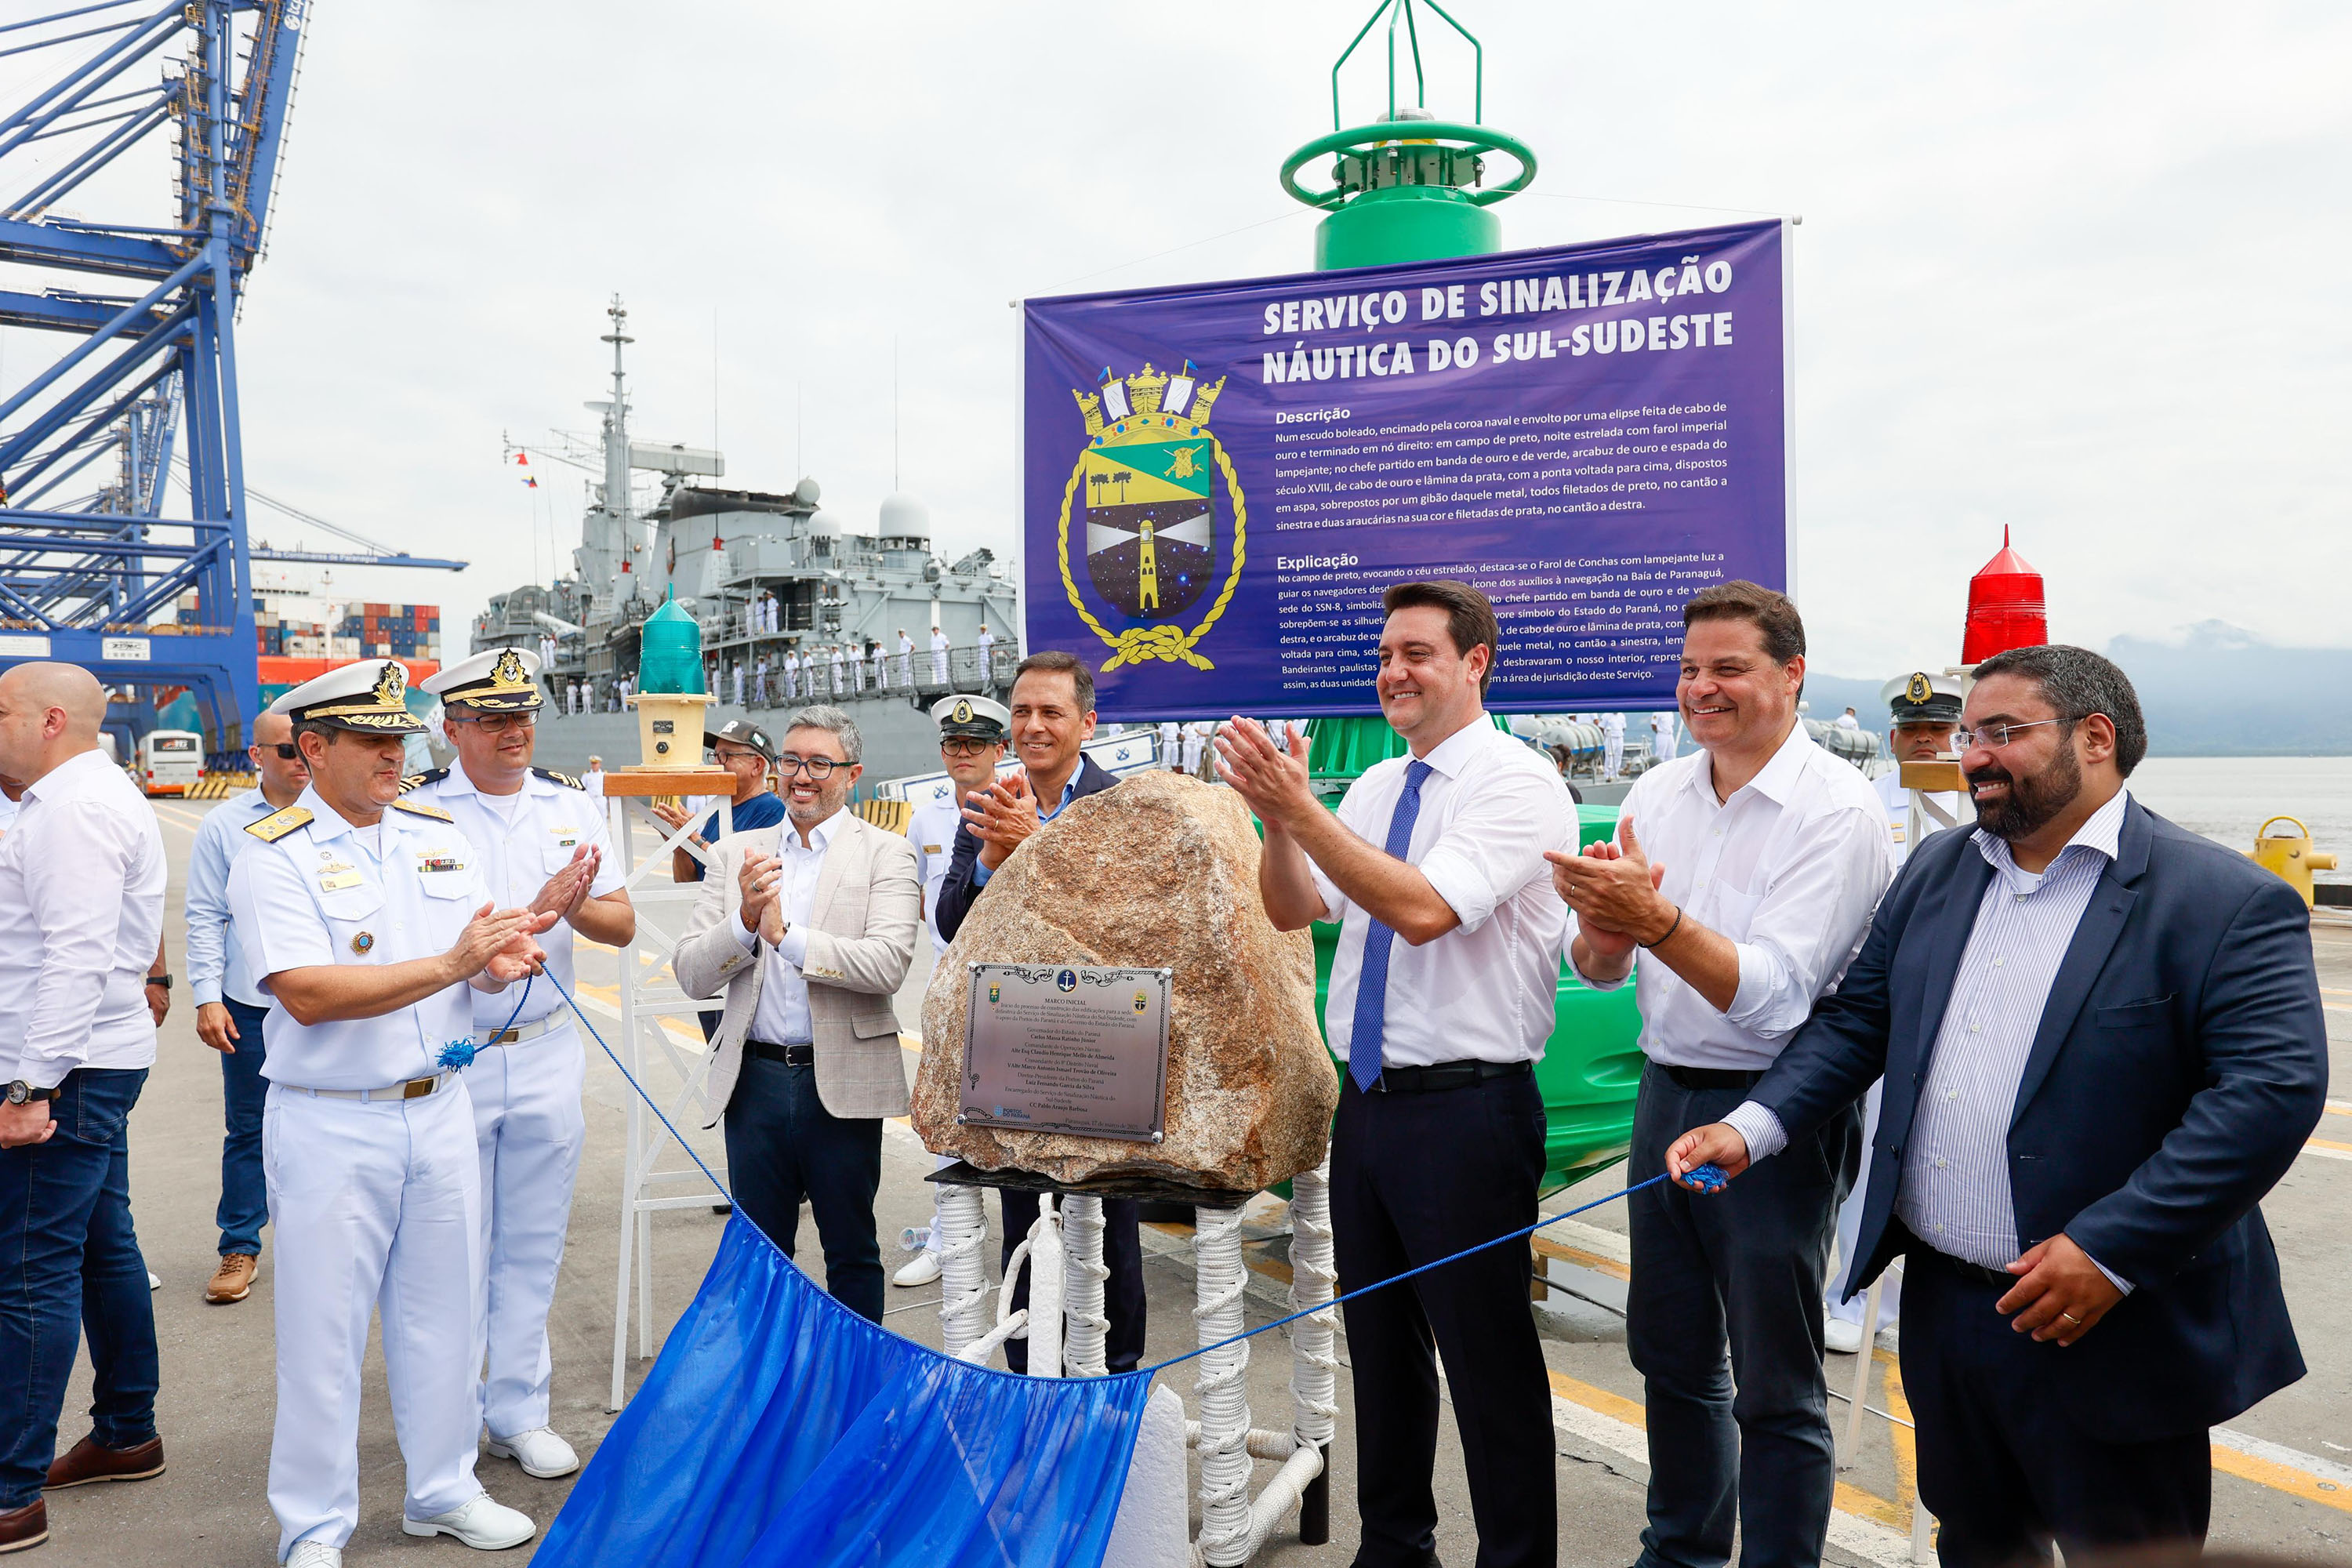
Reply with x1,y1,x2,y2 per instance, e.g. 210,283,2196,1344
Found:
1626,1064,1858,1568
216,996,270,1256
1902,1246,2210,1567
1331,1069,1555,1568
0,1068,160,1508
722,1054,885,1323
997,1192,1148,1374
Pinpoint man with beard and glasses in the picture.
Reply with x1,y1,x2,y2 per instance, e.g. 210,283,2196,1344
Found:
1668,644,2327,1568
671,705,920,1323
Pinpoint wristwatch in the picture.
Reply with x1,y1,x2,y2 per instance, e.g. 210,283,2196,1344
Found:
5,1081,61,1105
146,972,172,989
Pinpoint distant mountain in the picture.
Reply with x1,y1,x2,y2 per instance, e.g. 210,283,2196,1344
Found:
1809,623,2352,757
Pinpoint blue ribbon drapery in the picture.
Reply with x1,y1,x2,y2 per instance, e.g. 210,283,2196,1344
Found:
534,1212,1152,1567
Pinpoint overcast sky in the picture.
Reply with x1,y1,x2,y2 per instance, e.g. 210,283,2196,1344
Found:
5,0,2345,682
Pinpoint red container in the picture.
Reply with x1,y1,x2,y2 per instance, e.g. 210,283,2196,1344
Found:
1961,527,2048,666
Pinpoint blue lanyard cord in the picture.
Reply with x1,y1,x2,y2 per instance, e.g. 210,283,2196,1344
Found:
535,964,1716,1381
1132,1170,1675,1379
435,972,535,1072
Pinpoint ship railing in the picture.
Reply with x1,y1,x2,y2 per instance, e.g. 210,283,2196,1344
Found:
713,640,1021,711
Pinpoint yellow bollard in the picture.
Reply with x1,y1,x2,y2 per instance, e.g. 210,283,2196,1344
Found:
2246,815,2338,908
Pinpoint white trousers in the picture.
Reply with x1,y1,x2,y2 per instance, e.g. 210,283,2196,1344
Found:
1827,1077,1900,1329
469,1022,587,1438
1654,731,1676,762
1604,736,1624,776
264,1080,486,1557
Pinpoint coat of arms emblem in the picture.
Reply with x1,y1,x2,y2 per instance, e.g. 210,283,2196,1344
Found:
1059,362,1245,672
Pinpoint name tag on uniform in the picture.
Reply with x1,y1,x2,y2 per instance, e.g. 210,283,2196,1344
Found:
553,828,579,848
319,869,363,891
923,843,942,855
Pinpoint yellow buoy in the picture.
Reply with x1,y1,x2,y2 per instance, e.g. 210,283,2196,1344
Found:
2246,815,2337,908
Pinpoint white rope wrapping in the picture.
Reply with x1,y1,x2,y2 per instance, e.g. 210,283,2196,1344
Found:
1192,1202,1254,1566
935,1183,993,1360
1028,1197,1065,1378
1286,1160,1340,1452
1061,1194,1111,1378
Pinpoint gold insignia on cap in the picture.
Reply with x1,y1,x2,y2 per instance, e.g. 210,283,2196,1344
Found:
953,699,973,724
1906,673,1933,704
492,648,527,686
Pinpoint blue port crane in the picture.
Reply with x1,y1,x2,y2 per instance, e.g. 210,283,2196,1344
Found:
0,1,464,751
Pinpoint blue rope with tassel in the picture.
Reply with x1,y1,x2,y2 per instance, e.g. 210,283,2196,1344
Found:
528,964,1724,1379
436,974,536,1072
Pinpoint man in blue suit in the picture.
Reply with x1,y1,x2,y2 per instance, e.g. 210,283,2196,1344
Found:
1668,644,2326,1567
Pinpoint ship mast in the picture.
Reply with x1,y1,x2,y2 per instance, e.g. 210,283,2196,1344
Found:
579,296,638,620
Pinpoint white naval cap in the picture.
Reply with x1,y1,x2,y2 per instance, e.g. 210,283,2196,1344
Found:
419,647,543,711
267,658,428,735
1881,670,1964,726
930,692,1009,740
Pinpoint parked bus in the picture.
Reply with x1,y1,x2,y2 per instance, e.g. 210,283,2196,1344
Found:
132,730,204,796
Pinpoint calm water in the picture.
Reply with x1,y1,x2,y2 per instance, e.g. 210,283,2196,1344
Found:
2125,756,2352,880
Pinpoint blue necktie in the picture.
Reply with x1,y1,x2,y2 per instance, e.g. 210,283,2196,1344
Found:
1348,759,1433,1094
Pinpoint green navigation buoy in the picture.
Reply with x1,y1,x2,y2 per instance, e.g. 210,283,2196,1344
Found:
637,590,706,695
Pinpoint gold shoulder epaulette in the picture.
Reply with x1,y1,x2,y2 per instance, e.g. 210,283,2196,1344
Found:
245,806,313,842
532,767,585,790
390,797,454,822
398,768,448,794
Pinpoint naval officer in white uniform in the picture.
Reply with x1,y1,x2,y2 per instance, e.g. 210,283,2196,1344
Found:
1821,670,1973,1355
227,659,554,1566
410,649,636,1479
894,694,1008,1290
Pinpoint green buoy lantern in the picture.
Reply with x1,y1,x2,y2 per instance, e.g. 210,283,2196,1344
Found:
630,590,717,770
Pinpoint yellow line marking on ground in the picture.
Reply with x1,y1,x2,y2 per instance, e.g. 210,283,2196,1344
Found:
2304,1138,2352,1161
2325,1099,2352,1118
1532,1234,1632,1282
1544,1370,1912,1531
1880,1345,1922,1523
2212,1444,2352,1515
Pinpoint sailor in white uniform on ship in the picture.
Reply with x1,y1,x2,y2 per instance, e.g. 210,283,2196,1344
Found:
894,693,1011,1290
929,624,951,685
408,649,637,1480
1649,709,1679,763
830,642,848,697
1821,669,1972,1355
897,628,916,687
227,659,556,1565
975,622,996,678
1157,720,1181,770
1181,720,1209,778
1600,710,1626,779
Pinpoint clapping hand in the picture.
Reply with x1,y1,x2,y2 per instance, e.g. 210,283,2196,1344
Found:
1547,814,1668,956
1214,717,1313,829
737,851,781,936
531,844,601,924
962,773,1041,869
451,902,557,983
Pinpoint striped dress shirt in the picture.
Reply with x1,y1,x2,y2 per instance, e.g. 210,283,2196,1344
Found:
1725,787,2134,1287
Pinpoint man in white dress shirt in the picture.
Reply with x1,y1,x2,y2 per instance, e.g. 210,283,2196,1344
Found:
893,694,1010,1290
1550,582,1892,1568
412,648,637,1482
1221,579,1572,1568
185,709,312,1306
226,659,554,1565
0,664,169,1555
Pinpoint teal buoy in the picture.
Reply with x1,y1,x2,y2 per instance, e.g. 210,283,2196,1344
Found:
638,590,705,695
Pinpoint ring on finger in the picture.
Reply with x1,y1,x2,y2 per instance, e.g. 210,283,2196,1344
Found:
2059,1311,2081,1324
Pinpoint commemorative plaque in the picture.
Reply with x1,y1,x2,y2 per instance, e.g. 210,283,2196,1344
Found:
960,963,1171,1142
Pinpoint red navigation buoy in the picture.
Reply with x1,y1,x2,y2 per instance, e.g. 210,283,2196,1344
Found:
1962,526,2048,666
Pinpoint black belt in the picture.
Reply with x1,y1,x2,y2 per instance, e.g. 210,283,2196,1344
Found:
1654,1062,1765,1091
1363,1059,1530,1094
1906,1233,2016,1291
748,1039,815,1068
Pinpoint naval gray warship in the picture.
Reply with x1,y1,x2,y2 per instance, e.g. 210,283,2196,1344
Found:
471,299,1021,785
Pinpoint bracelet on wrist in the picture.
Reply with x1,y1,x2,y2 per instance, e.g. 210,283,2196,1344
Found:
1638,905,1684,950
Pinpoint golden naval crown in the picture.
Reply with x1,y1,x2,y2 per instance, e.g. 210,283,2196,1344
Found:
1073,362,1226,441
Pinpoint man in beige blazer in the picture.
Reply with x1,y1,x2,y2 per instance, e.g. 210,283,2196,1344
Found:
673,705,920,1321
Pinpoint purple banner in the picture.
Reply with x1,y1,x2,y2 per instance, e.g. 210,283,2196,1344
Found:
1021,220,1788,719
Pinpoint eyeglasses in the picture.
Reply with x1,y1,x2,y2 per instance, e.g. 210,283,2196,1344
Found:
448,713,536,735
775,753,842,779
1952,718,2073,750
941,737,1000,757
264,742,301,761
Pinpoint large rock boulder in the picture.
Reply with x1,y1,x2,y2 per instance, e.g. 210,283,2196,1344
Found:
913,771,1335,1190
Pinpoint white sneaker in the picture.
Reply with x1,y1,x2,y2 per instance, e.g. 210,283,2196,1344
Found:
1824,1314,1866,1356
892,1250,942,1288
401,1491,535,1549
147,1271,160,1290
486,1426,580,1479
287,1543,343,1568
